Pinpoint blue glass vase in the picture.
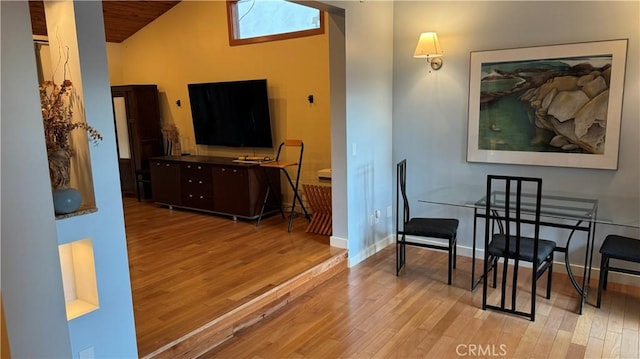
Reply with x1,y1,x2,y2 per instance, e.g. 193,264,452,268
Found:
53,187,82,215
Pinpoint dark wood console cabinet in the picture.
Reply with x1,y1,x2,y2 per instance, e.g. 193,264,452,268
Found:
149,156,281,220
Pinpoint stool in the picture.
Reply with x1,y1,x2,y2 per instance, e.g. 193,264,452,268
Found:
597,235,640,308
257,139,310,232
302,183,332,235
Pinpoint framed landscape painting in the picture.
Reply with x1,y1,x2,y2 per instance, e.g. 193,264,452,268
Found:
466,39,628,170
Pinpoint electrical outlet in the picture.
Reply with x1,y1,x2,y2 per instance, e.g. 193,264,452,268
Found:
374,210,380,223
369,214,375,226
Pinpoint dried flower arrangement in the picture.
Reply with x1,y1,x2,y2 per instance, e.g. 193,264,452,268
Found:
40,72,102,189
40,78,103,156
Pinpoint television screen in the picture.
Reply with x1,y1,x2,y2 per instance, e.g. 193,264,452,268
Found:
188,79,273,148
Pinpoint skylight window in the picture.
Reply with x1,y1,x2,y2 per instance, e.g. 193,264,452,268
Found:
227,0,324,46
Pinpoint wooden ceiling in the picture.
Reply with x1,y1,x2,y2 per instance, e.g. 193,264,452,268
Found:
29,1,181,43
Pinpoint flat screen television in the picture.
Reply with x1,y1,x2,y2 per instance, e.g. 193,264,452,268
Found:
188,79,273,148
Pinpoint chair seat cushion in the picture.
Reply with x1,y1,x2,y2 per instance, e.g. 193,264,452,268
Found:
403,218,458,239
600,235,640,263
488,234,556,263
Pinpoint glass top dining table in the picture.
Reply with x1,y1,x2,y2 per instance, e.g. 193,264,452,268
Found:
418,184,639,314
418,185,640,228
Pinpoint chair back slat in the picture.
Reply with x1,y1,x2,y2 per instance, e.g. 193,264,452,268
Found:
284,139,303,147
485,175,543,258
275,139,304,163
483,174,548,321
396,159,410,227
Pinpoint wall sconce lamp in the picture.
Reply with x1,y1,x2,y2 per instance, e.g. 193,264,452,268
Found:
414,32,444,71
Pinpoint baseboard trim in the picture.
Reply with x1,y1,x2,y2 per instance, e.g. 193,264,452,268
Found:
143,250,348,359
349,235,394,267
330,235,347,249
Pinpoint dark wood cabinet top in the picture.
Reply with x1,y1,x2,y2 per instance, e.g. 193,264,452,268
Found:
149,155,260,167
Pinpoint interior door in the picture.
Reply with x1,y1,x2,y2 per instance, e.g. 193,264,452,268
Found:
113,94,135,195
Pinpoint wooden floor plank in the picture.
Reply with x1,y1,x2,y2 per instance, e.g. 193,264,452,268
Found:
602,330,622,359
620,328,639,359
204,245,639,359
125,199,640,358
549,329,573,358
585,336,605,359
124,198,339,357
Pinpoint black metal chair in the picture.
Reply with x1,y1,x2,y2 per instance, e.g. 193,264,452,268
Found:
396,159,459,285
482,175,556,321
597,235,640,308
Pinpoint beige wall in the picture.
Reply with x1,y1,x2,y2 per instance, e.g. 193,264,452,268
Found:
106,1,331,184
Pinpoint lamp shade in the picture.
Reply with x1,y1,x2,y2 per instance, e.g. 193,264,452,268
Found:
413,32,443,58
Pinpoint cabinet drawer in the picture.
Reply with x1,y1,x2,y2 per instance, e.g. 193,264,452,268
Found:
181,163,211,179
180,163,214,210
181,176,212,192
181,191,214,210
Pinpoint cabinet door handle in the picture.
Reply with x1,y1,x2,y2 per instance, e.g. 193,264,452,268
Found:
198,180,203,184
188,179,193,183
199,195,204,199
189,194,193,198
197,166,202,170
233,169,237,173
165,164,170,167
221,168,226,172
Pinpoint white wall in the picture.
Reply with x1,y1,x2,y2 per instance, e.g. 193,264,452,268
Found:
392,2,640,269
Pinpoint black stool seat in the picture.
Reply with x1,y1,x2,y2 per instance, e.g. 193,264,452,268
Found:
488,235,556,263
404,218,458,239
597,234,640,308
600,235,640,263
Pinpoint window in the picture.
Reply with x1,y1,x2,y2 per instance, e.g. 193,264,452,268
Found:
227,0,324,46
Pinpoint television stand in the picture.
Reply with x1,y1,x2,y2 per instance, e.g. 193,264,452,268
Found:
149,155,281,220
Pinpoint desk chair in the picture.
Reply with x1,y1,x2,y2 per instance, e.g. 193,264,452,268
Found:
396,159,459,285
134,168,151,202
257,139,310,232
482,175,556,322
597,235,640,308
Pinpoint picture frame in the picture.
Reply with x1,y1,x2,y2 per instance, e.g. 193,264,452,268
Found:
466,39,628,170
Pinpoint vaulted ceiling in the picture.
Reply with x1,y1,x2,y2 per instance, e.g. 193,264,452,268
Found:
29,1,181,43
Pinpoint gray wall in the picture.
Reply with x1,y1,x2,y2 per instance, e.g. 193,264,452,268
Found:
392,1,640,267
323,1,396,266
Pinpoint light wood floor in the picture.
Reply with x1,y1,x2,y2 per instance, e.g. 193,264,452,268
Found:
205,245,640,358
123,197,342,357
